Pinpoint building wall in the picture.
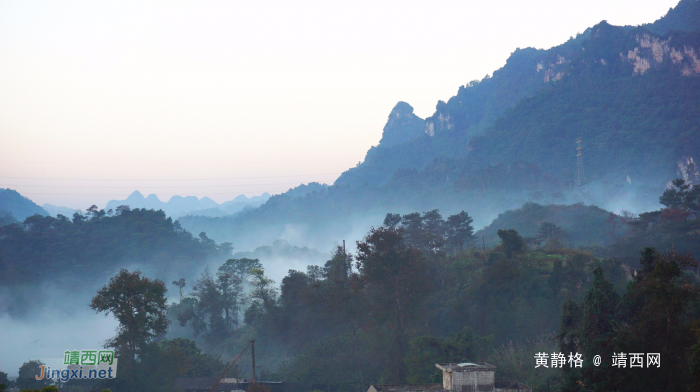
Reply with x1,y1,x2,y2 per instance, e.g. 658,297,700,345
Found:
442,372,452,390
451,371,494,392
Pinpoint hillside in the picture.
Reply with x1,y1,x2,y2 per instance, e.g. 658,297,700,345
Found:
476,202,612,247
336,0,700,189
462,22,700,186
173,1,700,251
0,206,232,289
0,189,47,221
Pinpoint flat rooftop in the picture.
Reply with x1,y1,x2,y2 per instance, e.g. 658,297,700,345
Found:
435,362,497,372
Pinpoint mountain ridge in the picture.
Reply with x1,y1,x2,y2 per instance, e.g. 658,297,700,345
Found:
105,191,271,218
176,0,700,249
336,0,700,188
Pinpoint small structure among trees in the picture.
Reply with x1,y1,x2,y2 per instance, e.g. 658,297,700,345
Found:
368,362,531,392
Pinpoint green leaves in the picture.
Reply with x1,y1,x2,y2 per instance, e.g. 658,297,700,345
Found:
90,269,169,362
497,229,525,258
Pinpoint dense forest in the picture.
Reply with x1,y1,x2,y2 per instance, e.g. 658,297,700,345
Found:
173,182,699,392
0,206,231,287
2,181,700,392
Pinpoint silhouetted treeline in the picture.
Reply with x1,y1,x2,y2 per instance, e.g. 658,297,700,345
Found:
0,206,232,285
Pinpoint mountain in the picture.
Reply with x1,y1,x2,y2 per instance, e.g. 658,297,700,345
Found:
104,191,270,218
644,0,700,35
0,189,48,221
217,193,270,214
338,5,700,189
105,191,218,217
178,1,700,250
334,44,554,186
42,203,77,218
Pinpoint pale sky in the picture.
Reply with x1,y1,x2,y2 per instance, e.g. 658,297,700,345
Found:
0,0,679,209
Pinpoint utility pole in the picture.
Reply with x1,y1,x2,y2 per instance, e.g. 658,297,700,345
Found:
251,339,256,382
209,341,252,392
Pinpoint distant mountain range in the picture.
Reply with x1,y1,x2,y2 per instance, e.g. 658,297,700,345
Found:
42,203,77,218
104,191,271,218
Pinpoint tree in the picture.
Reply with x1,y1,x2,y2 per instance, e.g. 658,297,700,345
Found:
537,222,566,247
497,229,525,257
172,278,186,303
400,212,425,249
355,226,432,383
578,267,619,391
16,360,47,390
405,327,489,384
557,300,582,392
182,258,263,343
249,268,278,309
383,213,402,229
216,258,261,330
660,178,700,213
189,268,227,341
548,259,564,296
421,209,446,252
90,269,169,362
615,248,698,391
445,211,475,251
244,268,278,327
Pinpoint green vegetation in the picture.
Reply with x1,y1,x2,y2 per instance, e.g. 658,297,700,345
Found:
0,205,232,285
90,269,170,362
2,183,699,392
610,179,700,260
558,249,699,391
16,360,48,391
339,17,700,191
477,202,612,248
2,3,700,391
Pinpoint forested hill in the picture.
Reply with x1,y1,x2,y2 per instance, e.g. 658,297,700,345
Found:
335,0,700,188
476,202,613,248
0,206,232,288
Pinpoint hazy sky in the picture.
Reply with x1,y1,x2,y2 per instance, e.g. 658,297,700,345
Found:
0,0,679,209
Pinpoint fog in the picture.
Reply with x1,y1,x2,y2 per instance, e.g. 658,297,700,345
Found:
0,257,220,377
0,178,668,378
0,286,119,377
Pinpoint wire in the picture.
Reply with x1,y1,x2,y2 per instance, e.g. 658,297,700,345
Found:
0,181,320,189
0,195,45,208
12,189,298,196
0,172,341,181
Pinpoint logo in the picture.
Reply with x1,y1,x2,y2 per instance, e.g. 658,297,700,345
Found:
35,350,118,382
